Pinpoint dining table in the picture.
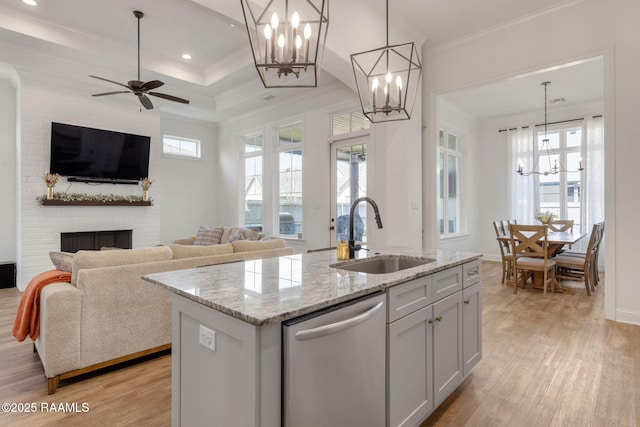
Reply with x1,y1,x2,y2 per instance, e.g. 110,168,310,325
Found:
497,229,587,293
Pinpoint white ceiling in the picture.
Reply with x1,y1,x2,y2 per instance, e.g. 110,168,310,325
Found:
0,0,601,122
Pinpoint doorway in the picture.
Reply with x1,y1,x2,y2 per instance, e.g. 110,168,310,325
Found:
330,136,369,248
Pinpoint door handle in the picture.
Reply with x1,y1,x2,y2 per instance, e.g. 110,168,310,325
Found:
464,299,470,305
294,301,384,341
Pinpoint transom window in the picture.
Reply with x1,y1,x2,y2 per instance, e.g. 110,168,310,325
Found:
163,135,201,158
331,110,370,137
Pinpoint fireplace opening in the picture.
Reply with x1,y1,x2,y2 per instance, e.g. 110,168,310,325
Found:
61,230,133,253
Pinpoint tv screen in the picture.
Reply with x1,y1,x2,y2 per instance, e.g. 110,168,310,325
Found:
50,122,150,184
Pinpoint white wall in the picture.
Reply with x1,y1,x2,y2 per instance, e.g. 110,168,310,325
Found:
0,77,17,263
159,115,217,243
423,0,639,324
17,73,162,290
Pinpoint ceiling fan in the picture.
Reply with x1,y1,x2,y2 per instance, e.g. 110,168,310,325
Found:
90,10,189,110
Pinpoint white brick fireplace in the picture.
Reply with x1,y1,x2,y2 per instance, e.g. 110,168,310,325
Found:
17,76,162,290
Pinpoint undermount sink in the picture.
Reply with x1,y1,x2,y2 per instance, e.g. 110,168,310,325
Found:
331,255,436,274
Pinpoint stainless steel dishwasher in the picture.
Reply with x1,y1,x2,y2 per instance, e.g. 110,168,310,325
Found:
283,292,386,426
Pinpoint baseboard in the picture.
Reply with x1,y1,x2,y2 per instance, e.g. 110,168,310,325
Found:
615,309,640,326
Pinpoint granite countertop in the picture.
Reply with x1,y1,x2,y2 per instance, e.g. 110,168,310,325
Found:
143,247,482,326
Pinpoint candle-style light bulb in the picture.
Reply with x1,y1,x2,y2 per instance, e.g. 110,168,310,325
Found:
263,24,272,63
303,23,311,65
271,12,279,31
372,77,379,111
304,23,311,39
386,72,392,84
396,75,402,107
384,84,389,107
278,34,285,62
291,11,300,29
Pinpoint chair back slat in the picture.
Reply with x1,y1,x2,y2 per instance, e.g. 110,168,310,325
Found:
548,219,574,232
509,224,549,259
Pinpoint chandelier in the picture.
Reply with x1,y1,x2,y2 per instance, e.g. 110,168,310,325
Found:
240,0,329,88
517,81,585,176
350,0,422,123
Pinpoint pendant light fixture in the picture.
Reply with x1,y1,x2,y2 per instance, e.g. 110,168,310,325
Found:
516,81,585,176
240,0,329,88
350,0,422,123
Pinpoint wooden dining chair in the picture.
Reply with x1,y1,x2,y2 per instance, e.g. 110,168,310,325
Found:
493,220,514,285
553,223,600,296
557,221,605,290
547,219,574,232
508,224,558,294
548,219,575,249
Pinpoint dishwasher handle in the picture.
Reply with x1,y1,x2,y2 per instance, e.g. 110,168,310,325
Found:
294,301,384,341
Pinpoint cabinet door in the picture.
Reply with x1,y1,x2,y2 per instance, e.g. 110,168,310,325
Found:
463,282,482,377
387,305,433,427
433,291,463,406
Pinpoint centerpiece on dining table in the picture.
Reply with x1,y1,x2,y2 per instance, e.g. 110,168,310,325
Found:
535,210,557,225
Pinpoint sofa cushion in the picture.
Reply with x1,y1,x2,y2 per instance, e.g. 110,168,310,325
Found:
169,243,234,259
193,226,224,246
49,251,74,272
231,239,286,253
71,246,173,286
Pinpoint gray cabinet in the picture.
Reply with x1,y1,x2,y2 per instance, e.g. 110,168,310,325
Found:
432,291,463,406
387,261,481,427
387,305,433,427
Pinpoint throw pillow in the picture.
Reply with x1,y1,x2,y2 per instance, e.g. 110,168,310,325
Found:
228,231,245,243
49,251,74,272
193,226,224,246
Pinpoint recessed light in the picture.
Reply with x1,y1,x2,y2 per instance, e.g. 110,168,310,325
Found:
23,0,37,6
182,53,191,60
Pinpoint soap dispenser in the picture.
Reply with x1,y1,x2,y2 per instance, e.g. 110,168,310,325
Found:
337,238,349,261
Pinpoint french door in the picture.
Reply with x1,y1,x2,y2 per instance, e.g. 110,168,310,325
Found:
330,136,369,248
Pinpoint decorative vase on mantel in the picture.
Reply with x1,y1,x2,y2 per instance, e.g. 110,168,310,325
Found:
140,177,154,202
43,172,60,201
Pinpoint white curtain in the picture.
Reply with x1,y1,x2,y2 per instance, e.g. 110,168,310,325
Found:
507,126,536,224
576,116,605,254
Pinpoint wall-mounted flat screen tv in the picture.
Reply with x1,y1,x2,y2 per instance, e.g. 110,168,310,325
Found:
50,122,150,184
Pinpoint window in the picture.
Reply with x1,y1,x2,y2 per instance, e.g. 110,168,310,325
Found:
163,135,201,158
277,122,303,238
331,110,370,136
536,124,584,231
243,133,263,231
438,129,462,237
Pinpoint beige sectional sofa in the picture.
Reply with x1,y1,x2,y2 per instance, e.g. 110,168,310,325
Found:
36,238,293,394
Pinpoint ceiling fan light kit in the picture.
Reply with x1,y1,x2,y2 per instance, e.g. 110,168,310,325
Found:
350,0,422,123
240,0,329,88
89,10,190,110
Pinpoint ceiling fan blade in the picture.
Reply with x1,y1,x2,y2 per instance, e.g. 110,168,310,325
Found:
141,80,164,91
148,92,190,104
138,94,154,110
89,75,131,89
92,91,131,97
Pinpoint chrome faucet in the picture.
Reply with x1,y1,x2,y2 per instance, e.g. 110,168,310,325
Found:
348,197,383,259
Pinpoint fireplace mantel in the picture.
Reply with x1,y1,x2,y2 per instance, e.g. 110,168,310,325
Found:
41,200,151,206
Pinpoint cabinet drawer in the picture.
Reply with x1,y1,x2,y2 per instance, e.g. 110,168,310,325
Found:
387,276,432,323
431,266,462,302
463,259,481,288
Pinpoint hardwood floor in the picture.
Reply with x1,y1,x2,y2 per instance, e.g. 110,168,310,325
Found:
0,261,637,426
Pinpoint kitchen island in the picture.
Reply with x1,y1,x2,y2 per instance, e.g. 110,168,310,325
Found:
144,247,482,427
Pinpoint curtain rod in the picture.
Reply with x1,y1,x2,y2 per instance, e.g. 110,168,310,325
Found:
498,114,602,133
